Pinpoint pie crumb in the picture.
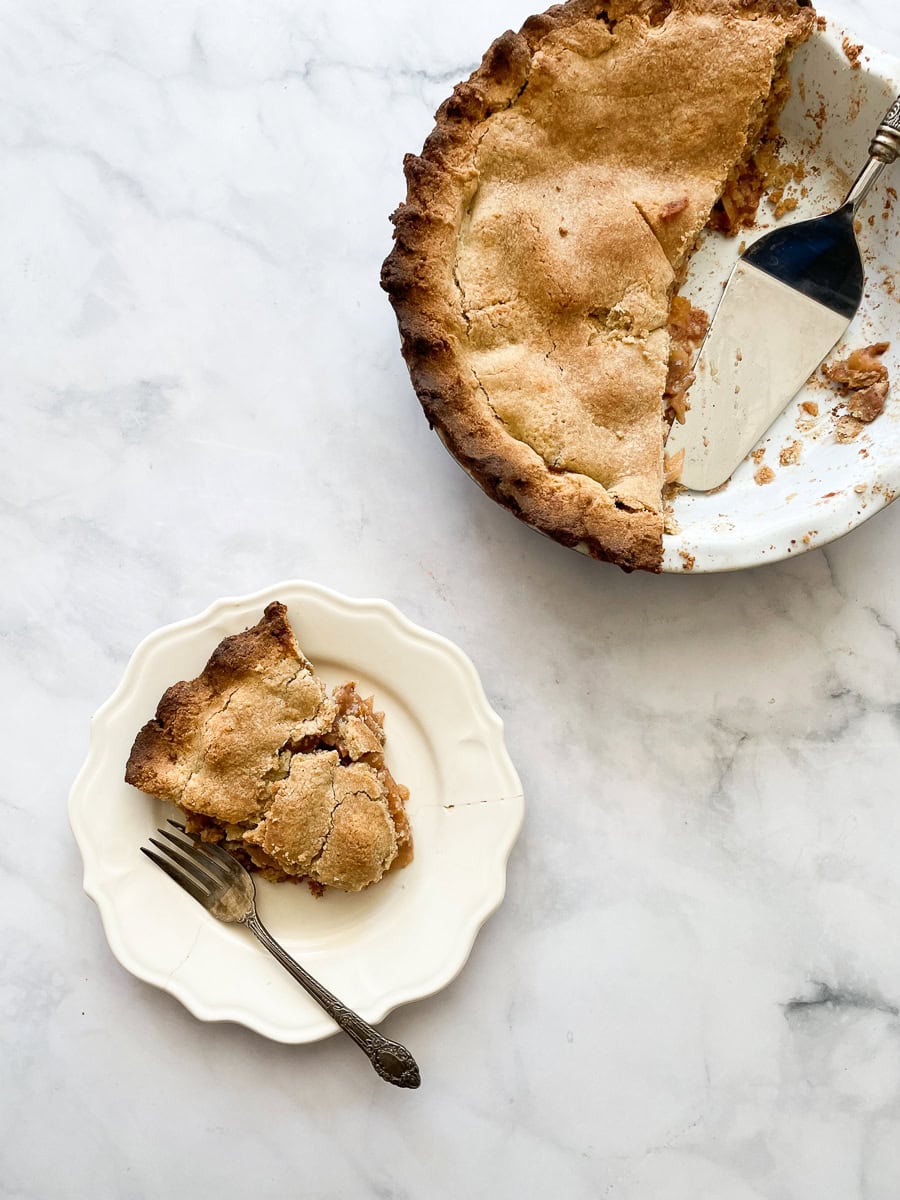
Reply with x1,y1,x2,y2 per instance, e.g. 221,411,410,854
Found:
679,549,695,571
754,465,776,485
821,342,891,438
801,400,819,416
842,37,863,68
779,440,802,466
835,415,863,442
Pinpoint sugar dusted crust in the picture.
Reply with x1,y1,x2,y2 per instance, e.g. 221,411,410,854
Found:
125,602,413,893
381,0,814,571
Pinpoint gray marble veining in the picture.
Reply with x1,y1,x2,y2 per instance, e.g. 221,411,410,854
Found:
3,2,900,1197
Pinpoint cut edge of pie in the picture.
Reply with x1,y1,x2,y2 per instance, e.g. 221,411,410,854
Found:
125,602,413,894
381,0,815,571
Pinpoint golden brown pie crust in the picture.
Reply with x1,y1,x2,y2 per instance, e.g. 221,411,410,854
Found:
125,602,413,893
381,0,814,571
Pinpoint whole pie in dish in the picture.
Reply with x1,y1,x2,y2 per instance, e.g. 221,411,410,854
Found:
381,0,815,571
125,602,413,893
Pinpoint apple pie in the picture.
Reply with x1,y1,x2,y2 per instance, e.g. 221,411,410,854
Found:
381,0,815,570
125,602,413,893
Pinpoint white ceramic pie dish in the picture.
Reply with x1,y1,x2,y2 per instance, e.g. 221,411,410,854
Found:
662,17,900,572
68,581,524,1043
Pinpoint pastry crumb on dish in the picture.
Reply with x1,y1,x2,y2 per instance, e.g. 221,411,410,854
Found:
381,0,814,572
842,36,863,68
125,602,413,894
822,342,891,442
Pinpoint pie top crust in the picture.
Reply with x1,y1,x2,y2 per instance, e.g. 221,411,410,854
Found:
125,602,412,892
381,0,814,571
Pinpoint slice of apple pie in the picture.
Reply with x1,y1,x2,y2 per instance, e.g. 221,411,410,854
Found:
125,602,413,894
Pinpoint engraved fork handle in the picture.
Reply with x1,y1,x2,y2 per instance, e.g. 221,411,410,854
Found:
244,910,421,1088
845,94,900,212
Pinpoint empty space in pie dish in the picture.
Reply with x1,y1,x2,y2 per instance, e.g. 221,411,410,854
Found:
663,19,900,572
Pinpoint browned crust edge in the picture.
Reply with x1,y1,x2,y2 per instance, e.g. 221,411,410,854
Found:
124,601,300,793
381,0,815,573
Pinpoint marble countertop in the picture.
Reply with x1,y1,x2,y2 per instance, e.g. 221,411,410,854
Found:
5,1,900,1196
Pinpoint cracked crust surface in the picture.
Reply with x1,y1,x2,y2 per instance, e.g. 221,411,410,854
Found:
244,752,398,891
381,0,814,571
125,602,412,893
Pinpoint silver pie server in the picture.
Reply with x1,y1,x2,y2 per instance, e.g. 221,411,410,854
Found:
665,93,900,493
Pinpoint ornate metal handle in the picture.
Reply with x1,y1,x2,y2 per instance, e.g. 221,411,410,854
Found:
244,911,421,1088
844,94,900,212
870,94,900,163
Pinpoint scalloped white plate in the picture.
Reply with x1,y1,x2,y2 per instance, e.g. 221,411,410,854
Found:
69,582,523,1043
662,18,900,571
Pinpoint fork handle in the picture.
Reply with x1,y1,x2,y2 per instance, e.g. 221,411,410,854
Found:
244,912,421,1088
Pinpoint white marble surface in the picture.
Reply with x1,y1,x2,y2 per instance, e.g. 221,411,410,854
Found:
4,1,900,1196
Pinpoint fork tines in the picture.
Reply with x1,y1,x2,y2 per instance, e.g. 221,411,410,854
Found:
140,821,235,905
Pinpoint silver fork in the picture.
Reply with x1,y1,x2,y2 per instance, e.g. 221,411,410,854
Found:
141,821,421,1088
